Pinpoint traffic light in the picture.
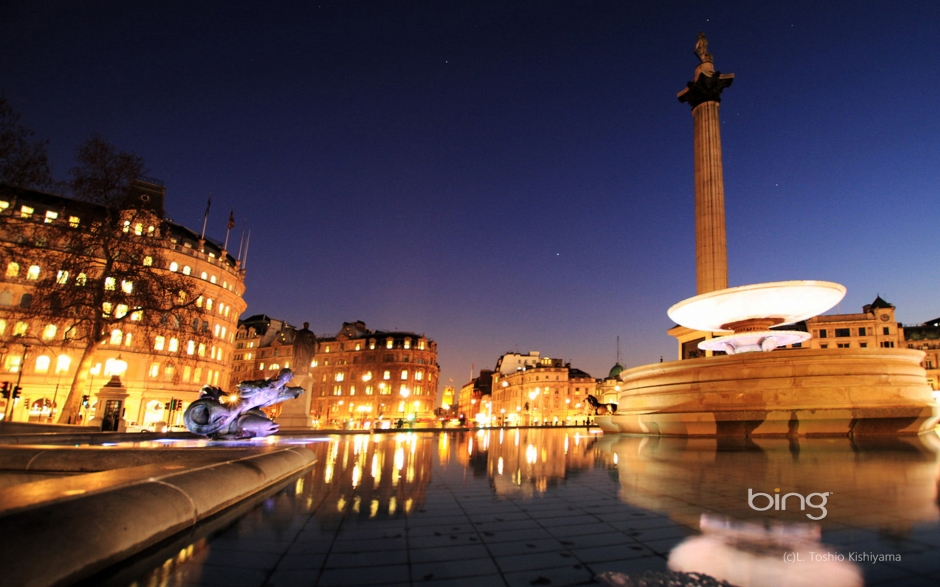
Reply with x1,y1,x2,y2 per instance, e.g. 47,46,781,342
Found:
12,386,22,400
164,401,170,410
175,399,183,410
0,382,8,399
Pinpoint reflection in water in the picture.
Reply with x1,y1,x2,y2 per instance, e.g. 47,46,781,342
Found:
594,434,940,586
450,428,603,497
669,516,862,587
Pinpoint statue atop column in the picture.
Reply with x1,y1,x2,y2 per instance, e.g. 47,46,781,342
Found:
694,32,713,64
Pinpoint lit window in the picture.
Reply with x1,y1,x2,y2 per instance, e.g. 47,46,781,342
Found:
154,336,166,351
56,270,68,284
365,385,373,395
147,226,154,236
384,370,391,380
259,362,265,370
369,339,376,349
221,326,227,338
214,324,220,337
210,275,217,284
401,370,408,380
130,310,142,321
169,262,179,272
122,220,131,233
404,338,411,349
101,302,113,316
124,333,132,346
149,363,159,377
76,272,87,286
121,280,133,294
5,262,19,277
418,340,426,350
386,338,394,349
335,372,345,382
69,216,80,228
143,256,153,267
206,298,213,311
35,355,51,373
20,205,34,218
44,211,58,223
415,385,423,395
7,355,22,372
416,371,424,381
42,324,57,340
0,320,5,334
224,306,230,318
169,338,179,352
355,343,361,351
183,365,192,382
324,345,330,353
177,290,186,303
0,200,8,210
201,271,208,280
187,340,195,355
110,329,123,345
115,304,128,318
196,296,203,308
194,367,202,382
133,222,142,235
55,355,71,374
27,265,40,280
105,277,116,290
182,266,191,275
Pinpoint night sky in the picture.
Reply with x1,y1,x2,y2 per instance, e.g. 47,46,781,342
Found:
3,1,939,395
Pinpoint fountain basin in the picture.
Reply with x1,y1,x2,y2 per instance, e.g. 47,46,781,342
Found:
596,348,939,437
667,280,847,333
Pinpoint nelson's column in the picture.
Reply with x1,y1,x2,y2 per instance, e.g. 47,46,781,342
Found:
677,33,734,295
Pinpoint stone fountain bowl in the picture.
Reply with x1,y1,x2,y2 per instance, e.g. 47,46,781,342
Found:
667,280,847,333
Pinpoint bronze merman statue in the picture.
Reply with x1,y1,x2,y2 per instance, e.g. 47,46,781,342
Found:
183,368,303,439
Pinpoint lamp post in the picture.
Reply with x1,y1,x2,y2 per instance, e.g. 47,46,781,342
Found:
4,341,30,422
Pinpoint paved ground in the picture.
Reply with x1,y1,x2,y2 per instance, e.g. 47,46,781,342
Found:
106,431,940,587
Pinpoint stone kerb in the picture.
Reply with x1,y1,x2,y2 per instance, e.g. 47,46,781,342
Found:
0,446,316,587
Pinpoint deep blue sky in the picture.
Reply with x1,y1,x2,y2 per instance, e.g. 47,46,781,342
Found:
3,1,939,392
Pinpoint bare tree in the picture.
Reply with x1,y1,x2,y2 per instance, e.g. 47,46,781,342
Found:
0,96,55,189
1,136,213,423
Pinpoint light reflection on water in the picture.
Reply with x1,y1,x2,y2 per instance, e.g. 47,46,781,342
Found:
125,430,940,587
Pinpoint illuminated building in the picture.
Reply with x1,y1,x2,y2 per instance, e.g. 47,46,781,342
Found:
232,314,299,383
309,321,439,428
0,181,246,427
456,369,493,424
489,352,596,426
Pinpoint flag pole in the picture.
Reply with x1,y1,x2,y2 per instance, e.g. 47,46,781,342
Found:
200,192,212,240
223,208,234,251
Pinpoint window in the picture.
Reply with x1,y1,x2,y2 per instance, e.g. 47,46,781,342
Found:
134,222,143,235
860,342,868,348
335,372,345,382
818,329,827,338
834,328,850,338
820,344,828,349
42,324,57,340
182,266,191,275
369,338,376,349
169,262,179,272
19,293,33,308
20,205,34,218
69,216,80,228
168,338,179,352
858,327,867,336
55,355,71,374
883,327,890,335
5,262,18,277
76,273,87,286
355,343,361,351
401,370,408,380
44,211,58,223
881,341,895,348
104,277,116,290
110,329,123,345
383,370,391,380
143,256,153,267
418,340,426,350
837,343,850,348
187,340,195,355
333,385,342,396
415,371,424,381
56,270,68,284
324,345,330,353
201,271,208,280
404,338,411,349
206,298,213,311
154,336,166,350
35,355,51,373
386,338,394,349
121,280,133,294
27,265,40,280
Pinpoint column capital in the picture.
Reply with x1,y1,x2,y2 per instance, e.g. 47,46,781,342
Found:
678,71,735,109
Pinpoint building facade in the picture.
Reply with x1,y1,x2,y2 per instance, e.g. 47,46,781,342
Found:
0,181,247,428
489,352,596,426
309,321,439,428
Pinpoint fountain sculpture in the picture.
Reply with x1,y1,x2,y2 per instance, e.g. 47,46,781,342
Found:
183,368,303,439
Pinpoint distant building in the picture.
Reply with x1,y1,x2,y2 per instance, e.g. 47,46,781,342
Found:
232,314,299,384
309,321,439,427
490,352,596,426
456,369,493,423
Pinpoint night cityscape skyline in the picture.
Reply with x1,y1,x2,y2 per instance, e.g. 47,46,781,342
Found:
3,1,939,392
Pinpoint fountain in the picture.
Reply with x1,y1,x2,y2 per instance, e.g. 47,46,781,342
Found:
594,36,938,437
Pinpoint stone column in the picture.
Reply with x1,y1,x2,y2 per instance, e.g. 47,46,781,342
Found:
678,51,734,295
